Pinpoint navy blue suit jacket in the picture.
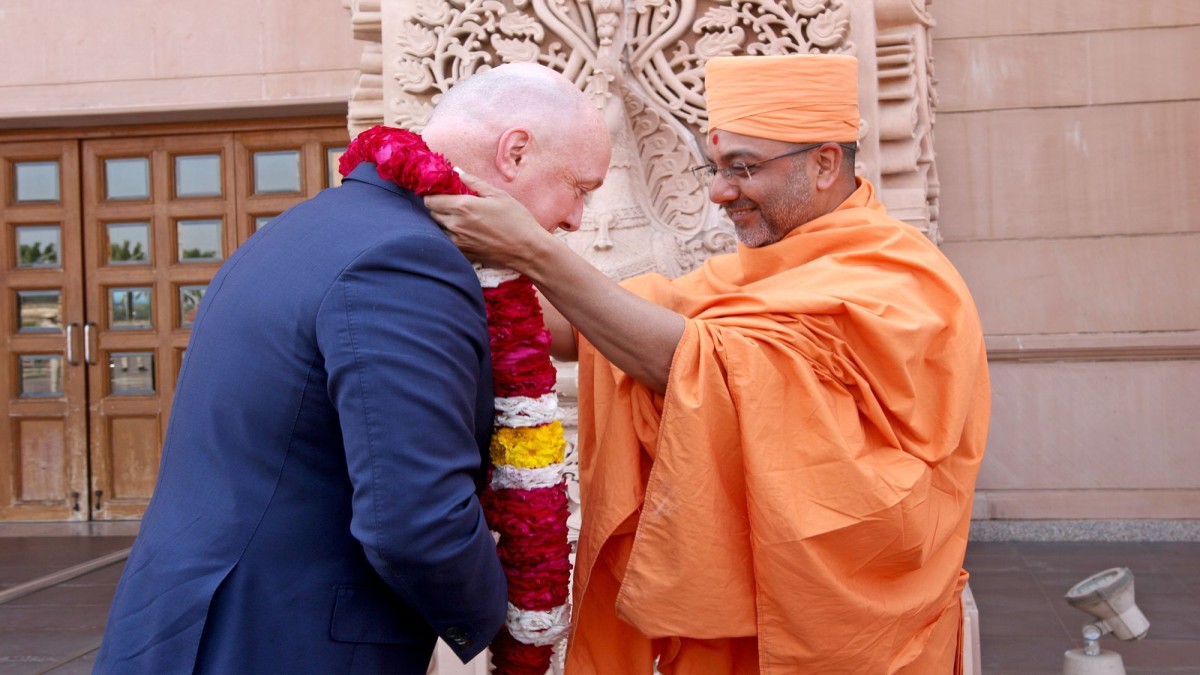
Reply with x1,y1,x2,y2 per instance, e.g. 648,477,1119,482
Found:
94,164,507,674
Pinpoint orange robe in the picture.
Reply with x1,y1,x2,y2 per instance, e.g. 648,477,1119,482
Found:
566,179,990,674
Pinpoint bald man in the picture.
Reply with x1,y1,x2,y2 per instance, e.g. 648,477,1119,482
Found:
94,64,611,675
429,55,990,674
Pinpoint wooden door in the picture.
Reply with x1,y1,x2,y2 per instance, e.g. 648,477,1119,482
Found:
0,122,347,522
233,127,349,239
81,127,348,520
82,134,239,519
0,141,89,520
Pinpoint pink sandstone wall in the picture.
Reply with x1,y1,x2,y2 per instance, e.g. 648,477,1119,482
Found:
0,0,362,128
931,1,1200,519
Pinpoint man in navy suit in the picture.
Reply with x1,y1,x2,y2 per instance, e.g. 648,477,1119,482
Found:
94,63,611,674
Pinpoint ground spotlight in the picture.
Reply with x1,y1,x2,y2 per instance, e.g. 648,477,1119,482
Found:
1061,567,1149,675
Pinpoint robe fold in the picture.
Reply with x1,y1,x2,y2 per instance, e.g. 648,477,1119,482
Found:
566,179,990,674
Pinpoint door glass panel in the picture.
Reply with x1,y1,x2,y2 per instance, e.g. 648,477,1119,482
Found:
15,225,61,268
109,352,155,395
178,284,207,328
175,154,222,197
177,219,223,262
327,146,347,187
19,354,63,397
14,161,60,202
254,215,275,231
105,157,151,200
17,290,62,332
253,150,301,194
176,348,188,383
106,221,151,265
110,287,153,329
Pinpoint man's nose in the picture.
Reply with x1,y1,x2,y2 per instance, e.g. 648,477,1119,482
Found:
560,201,586,232
707,174,739,204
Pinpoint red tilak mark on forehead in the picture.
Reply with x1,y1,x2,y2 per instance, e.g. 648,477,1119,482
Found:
712,133,720,145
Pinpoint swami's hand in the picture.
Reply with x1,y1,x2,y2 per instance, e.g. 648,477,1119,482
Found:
430,171,684,390
425,171,549,270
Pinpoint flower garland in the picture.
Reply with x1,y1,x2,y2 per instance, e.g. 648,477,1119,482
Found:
340,125,571,674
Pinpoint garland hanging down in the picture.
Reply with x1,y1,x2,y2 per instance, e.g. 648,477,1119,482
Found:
340,125,571,674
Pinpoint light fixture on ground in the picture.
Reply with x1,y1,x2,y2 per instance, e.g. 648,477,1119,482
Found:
1061,567,1150,675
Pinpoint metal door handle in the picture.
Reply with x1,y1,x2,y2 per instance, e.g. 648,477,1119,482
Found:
66,322,81,365
83,322,98,366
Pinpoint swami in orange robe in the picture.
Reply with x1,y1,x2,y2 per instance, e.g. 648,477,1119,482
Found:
563,55,991,674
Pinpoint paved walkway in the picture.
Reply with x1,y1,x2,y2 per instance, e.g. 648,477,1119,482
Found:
1,523,1198,674
965,539,1200,674
0,524,135,674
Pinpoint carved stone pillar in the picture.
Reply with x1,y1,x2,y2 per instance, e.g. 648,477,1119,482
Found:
870,0,941,242
342,1,386,131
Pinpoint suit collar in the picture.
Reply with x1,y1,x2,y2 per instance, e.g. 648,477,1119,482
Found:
344,163,417,201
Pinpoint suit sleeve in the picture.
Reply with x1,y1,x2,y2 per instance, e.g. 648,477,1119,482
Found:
316,230,506,662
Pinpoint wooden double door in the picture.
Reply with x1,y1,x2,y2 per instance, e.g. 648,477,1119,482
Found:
0,122,348,521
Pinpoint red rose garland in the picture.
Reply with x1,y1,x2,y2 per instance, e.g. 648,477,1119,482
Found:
340,126,571,674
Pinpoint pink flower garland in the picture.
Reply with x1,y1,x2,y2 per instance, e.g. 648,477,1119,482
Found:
340,126,571,674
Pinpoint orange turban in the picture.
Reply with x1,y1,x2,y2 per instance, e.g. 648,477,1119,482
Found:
704,54,860,143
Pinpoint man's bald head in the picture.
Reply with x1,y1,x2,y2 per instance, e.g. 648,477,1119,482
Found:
428,64,595,129
423,63,612,233
423,63,605,172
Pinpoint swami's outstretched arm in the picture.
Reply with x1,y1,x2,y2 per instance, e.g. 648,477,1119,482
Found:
426,173,684,394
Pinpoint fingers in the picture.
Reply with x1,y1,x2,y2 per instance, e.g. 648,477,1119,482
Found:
454,170,503,198
423,194,468,219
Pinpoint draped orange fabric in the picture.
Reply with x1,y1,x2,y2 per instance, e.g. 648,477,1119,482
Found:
566,179,990,674
705,54,860,143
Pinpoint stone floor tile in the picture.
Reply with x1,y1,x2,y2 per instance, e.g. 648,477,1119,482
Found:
979,635,1069,674
1017,541,1171,575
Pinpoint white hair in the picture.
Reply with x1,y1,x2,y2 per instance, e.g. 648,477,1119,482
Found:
427,63,592,132
422,63,605,173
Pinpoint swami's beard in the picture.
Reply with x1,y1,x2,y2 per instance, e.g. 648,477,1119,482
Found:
727,202,775,248
726,170,815,248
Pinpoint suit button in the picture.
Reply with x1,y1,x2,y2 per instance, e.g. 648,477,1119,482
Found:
446,627,470,647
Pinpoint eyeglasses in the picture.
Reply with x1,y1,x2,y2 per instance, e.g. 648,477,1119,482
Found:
689,142,857,185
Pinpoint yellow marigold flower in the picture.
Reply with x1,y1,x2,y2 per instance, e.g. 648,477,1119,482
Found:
490,421,566,469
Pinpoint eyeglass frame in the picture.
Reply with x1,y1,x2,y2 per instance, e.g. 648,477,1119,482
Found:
689,142,857,184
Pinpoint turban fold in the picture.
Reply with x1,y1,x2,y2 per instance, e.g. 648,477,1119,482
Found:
704,54,860,143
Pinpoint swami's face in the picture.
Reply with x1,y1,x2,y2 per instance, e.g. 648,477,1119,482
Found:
703,129,818,248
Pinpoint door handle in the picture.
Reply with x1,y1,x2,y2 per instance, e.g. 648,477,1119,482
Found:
66,322,81,366
83,322,98,366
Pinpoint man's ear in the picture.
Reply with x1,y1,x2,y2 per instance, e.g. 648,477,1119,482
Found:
812,143,844,192
494,128,532,181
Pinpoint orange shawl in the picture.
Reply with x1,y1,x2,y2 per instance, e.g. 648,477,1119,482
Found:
567,179,990,674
